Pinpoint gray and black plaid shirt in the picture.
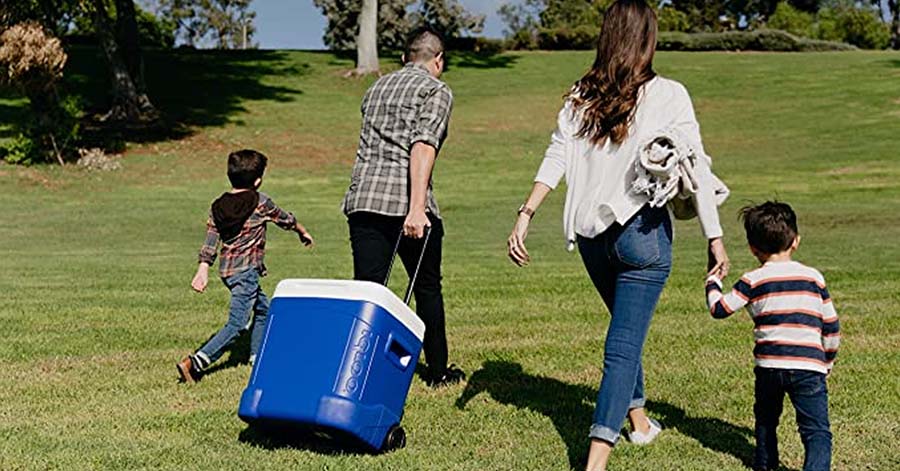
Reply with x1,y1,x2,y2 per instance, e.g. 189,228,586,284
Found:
342,63,453,218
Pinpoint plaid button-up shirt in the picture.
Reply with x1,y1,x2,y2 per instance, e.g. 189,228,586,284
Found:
198,192,297,278
342,63,454,218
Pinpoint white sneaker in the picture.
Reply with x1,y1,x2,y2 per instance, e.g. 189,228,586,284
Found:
626,418,662,445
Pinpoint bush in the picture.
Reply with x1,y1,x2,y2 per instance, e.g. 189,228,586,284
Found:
446,36,507,54
0,23,81,164
767,2,814,38
537,25,600,50
656,29,854,52
505,29,540,50
657,5,691,32
833,7,890,49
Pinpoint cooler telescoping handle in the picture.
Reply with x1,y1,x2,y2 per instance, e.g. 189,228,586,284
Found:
383,226,431,305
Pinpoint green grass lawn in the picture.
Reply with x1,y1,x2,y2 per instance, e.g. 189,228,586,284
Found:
1,49,899,470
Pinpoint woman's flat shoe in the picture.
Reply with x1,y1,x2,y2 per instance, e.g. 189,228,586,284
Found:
626,418,662,445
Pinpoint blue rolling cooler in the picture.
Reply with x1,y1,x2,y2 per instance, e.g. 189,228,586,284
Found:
238,231,430,453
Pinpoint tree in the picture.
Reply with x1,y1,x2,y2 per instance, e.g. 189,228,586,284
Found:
670,0,731,31
355,0,379,74
87,0,157,122
498,0,544,37
874,0,900,48
313,0,483,51
155,0,257,49
539,0,604,29
410,0,486,40
498,0,544,48
313,0,414,50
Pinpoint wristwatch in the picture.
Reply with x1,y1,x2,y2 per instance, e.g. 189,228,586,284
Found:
518,204,535,219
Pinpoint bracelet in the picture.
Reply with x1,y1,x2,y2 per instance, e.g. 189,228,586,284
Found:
518,204,535,219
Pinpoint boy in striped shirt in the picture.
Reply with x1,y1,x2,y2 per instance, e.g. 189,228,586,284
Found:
706,201,839,471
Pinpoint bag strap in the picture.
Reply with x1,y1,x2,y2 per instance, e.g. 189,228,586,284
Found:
383,226,432,305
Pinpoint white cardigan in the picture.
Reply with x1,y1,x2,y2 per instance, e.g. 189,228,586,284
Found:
534,76,724,250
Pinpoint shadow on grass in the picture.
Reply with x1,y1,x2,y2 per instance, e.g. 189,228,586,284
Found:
11,47,306,148
448,51,520,70
456,360,771,470
456,360,594,469
198,331,252,378
238,423,372,456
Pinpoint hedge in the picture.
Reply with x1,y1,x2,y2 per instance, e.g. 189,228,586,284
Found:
657,29,855,52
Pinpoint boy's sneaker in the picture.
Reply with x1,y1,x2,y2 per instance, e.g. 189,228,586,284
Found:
426,364,466,388
176,356,201,383
626,418,663,445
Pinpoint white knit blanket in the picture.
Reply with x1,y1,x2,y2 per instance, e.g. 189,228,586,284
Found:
631,128,729,214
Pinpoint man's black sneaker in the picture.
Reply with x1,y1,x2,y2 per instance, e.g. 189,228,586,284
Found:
426,364,466,388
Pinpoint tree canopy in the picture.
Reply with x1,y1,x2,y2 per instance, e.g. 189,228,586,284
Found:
313,0,485,51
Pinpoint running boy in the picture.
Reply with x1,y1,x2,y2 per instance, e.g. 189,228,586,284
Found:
177,149,314,383
706,201,840,471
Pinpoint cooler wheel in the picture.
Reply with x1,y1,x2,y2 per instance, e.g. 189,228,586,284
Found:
381,424,406,452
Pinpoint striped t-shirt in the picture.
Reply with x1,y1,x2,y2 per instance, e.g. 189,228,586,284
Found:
706,260,840,374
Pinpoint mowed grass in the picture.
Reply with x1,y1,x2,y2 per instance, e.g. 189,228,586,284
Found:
1,50,899,470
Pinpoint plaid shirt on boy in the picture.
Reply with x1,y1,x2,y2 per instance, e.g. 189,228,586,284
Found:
198,192,296,278
342,62,454,218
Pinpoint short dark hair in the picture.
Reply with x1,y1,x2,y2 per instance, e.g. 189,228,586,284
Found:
739,201,799,255
405,26,445,63
227,149,267,189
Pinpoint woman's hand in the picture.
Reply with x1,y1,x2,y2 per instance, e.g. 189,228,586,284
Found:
707,237,729,279
508,214,532,267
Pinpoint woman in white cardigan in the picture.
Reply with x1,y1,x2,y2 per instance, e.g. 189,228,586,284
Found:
506,2,729,470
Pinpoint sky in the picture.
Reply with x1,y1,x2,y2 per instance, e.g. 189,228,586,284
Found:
254,0,507,50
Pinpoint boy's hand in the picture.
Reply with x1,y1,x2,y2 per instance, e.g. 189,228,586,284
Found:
192,263,210,292
296,224,315,248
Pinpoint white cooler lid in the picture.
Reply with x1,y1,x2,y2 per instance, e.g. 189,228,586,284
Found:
273,279,425,341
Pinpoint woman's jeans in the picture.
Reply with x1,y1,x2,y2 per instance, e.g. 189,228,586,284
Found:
577,205,673,445
196,268,269,367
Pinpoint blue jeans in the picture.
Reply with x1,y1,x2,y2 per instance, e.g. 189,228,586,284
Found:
196,268,270,367
754,367,832,471
577,205,673,445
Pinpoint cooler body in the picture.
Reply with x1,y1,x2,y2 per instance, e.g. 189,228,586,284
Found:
238,280,424,451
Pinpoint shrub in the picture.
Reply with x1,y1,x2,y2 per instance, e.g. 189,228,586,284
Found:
767,2,814,38
833,7,890,49
447,36,507,54
656,29,854,52
0,22,66,93
506,29,540,50
537,25,599,50
813,8,844,43
0,22,81,165
657,5,691,32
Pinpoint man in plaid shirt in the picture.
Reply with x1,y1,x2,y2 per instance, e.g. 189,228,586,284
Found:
342,27,464,387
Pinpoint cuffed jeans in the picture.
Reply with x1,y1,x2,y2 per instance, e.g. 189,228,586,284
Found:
196,268,269,367
754,367,832,471
577,205,673,445
347,211,449,379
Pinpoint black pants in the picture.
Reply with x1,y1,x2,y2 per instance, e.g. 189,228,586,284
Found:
347,212,448,378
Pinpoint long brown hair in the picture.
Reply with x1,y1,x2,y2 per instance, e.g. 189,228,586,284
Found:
569,0,658,146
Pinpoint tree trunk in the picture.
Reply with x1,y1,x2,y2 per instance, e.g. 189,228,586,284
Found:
892,1,900,50
114,0,146,92
90,0,157,123
355,0,380,75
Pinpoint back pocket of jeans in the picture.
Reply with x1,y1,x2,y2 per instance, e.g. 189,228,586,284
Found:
613,222,661,269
